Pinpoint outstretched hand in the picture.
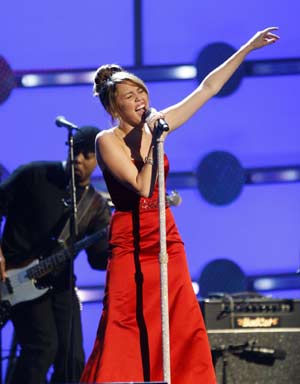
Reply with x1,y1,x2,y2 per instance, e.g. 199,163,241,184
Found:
246,27,280,50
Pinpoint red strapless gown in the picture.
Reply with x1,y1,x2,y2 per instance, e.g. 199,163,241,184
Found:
80,155,216,383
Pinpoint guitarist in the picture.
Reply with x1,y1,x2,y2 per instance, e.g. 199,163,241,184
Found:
0,126,111,384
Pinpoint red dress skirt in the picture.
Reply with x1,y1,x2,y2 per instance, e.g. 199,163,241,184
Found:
80,156,216,384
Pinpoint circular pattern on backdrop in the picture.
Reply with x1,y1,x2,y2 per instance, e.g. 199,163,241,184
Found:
196,42,246,97
198,258,247,298
196,150,245,205
0,56,16,104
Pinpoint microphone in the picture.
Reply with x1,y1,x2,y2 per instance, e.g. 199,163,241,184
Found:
242,345,286,360
145,108,169,132
55,116,79,130
166,190,182,207
232,343,286,362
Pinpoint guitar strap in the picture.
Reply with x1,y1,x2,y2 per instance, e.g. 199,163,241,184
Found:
57,184,98,244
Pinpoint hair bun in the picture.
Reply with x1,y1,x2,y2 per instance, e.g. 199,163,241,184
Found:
94,64,123,96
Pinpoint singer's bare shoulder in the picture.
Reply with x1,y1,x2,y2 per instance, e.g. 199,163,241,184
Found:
96,127,118,142
96,127,116,138
95,127,122,154
95,128,117,169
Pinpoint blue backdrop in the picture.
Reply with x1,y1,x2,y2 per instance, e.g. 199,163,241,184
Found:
0,0,299,375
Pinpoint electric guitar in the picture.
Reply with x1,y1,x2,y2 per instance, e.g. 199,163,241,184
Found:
0,229,106,327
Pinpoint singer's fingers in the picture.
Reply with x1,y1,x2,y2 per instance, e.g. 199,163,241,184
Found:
249,27,280,50
262,26,279,33
147,111,165,127
263,30,280,40
265,32,280,39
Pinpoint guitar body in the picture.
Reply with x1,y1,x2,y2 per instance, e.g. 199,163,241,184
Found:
1,260,49,306
0,229,105,327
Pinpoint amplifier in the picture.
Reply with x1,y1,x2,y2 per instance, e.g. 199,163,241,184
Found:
207,328,300,383
199,297,300,330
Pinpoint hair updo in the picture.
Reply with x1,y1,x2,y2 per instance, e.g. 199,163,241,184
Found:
93,64,149,119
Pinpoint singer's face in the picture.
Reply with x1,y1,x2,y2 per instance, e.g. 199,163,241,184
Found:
115,81,149,126
71,150,97,186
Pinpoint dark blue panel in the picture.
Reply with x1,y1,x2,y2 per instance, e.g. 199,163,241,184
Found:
143,1,299,64
0,1,134,69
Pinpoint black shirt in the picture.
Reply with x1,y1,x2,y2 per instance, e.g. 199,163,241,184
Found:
0,161,111,272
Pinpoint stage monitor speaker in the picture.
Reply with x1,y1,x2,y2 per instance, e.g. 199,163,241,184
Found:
207,328,300,384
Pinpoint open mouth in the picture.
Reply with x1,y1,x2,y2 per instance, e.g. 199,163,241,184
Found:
136,105,146,116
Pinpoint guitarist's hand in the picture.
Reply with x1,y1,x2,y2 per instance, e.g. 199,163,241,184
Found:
0,247,7,282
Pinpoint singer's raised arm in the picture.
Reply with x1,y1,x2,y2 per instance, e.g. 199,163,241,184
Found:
162,27,279,133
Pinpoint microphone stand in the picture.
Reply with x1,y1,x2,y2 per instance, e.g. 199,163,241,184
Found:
212,345,231,384
64,126,78,382
155,124,171,384
66,127,79,240
212,343,248,384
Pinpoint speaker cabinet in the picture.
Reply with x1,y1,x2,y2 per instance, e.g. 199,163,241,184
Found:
207,328,300,384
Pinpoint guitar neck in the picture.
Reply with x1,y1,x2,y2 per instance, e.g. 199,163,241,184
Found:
26,229,106,280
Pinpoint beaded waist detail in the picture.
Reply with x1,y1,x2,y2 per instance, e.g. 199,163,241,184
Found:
139,197,169,211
